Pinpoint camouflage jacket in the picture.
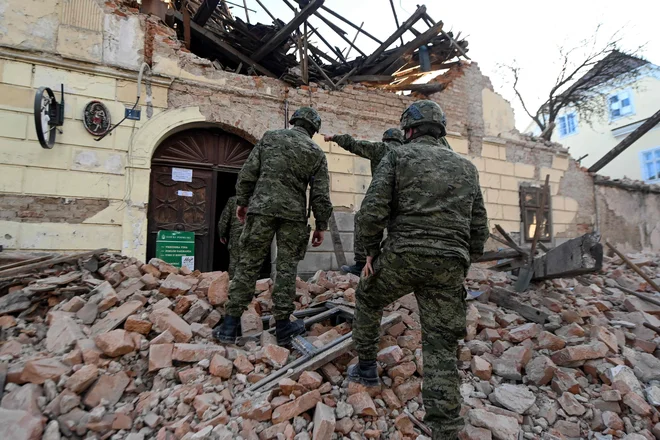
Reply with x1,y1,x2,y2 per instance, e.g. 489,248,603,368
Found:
356,135,488,265
332,134,452,175
236,126,333,230
217,196,243,249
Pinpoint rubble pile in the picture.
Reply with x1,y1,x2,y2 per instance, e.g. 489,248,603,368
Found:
0,250,659,440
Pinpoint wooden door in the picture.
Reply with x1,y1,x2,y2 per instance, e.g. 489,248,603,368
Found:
147,128,253,272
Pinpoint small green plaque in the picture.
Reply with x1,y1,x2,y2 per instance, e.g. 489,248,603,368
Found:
155,230,195,270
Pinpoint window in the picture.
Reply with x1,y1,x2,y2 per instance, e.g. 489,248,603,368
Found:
520,186,552,242
557,113,578,137
609,90,634,120
640,147,660,183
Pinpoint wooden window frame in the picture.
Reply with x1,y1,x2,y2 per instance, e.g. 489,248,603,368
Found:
520,185,552,242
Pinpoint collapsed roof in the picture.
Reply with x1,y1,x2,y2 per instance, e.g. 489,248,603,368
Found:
162,0,469,93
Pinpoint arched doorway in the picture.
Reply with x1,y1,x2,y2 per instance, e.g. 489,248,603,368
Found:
146,127,253,272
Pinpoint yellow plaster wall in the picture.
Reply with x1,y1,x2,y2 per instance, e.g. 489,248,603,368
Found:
0,58,169,254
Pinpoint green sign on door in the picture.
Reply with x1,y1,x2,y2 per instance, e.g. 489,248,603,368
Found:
155,230,195,271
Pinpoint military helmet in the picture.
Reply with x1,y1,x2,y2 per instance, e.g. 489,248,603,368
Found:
400,100,447,131
290,106,322,133
382,128,404,144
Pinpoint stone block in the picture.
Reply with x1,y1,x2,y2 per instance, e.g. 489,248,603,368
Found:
116,80,168,108
552,155,569,171
500,175,519,191
481,143,500,159
540,167,564,183
0,111,27,139
331,173,370,193
22,168,124,199
514,163,535,179
484,158,514,176
479,172,501,189
0,166,24,193
2,61,33,87
33,65,116,100
327,154,354,174
0,84,32,109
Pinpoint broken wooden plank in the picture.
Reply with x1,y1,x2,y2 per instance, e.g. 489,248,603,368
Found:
366,21,444,75
343,21,364,60
0,249,107,279
606,241,660,293
616,285,660,308
530,233,603,281
476,249,522,263
0,254,55,272
313,11,367,58
489,287,549,324
495,224,528,256
250,0,325,62
169,11,276,78
319,5,382,44
191,0,220,26
382,83,444,94
348,75,393,83
329,213,347,269
355,5,427,74
250,313,402,393
388,0,403,46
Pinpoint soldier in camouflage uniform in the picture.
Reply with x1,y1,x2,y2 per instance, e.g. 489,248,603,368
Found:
217,195,243,278
348,100,489,440
213,107,333,346
325,128,454,276
324,129,404,276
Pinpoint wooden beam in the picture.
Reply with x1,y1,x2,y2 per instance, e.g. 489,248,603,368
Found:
319,5,383,44
490,287,550,324
355,5,427,74
314,11,367,58
251,0,325,62
366,21,443,75
588,109,660,173
169,11,276,77
0,255,55,272
388,0,404,46
530,233,603,281
348,75,393,83
382,83,444,94
606,241,660,293
392,61,460,77
495,224,528,256
192,0,220,26
476,249,522,262
344,21,364,60
329,213,347,268
617,285,660,308
254,0,278,24
0,248,107,279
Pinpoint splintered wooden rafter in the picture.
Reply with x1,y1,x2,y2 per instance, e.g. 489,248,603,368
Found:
167,0,470,92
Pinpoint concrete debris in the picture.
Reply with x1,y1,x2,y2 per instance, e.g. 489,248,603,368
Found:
0,250,659,440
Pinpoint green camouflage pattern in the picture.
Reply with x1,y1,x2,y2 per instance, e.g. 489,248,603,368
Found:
353,253,467,439
289,106,322,133
217,196,244,277
356,134,488,265
225,214,309,320
400,99,447,132
235,126,332,230
332,132,454,264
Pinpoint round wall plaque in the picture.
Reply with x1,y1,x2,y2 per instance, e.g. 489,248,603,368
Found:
83,101,112,136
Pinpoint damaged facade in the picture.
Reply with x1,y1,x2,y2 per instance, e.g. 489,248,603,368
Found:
0,0,659,275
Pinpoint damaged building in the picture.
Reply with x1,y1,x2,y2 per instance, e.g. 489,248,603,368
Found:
0,0,659,276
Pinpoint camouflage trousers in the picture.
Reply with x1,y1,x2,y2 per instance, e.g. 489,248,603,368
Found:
353,252,467,440
227,245,241,279
225,214,309,321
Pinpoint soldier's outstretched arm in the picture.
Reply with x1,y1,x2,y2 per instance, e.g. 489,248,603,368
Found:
330,135,387,162
310,156,333,231
235,141,262,208
357,151,396,257
469,175,489,260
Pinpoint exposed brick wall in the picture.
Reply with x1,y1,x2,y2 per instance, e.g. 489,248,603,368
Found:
0,196,109,223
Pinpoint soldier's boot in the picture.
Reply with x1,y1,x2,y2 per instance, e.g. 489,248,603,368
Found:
340,261,365,276
213,315,241,344
276,319,306,346
347,360,380,387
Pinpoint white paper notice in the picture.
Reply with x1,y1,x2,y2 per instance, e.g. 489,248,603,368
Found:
177,190,193,197
181,256,195,271
172,168,193,182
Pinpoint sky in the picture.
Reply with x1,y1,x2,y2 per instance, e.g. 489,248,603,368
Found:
233,0,660,131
